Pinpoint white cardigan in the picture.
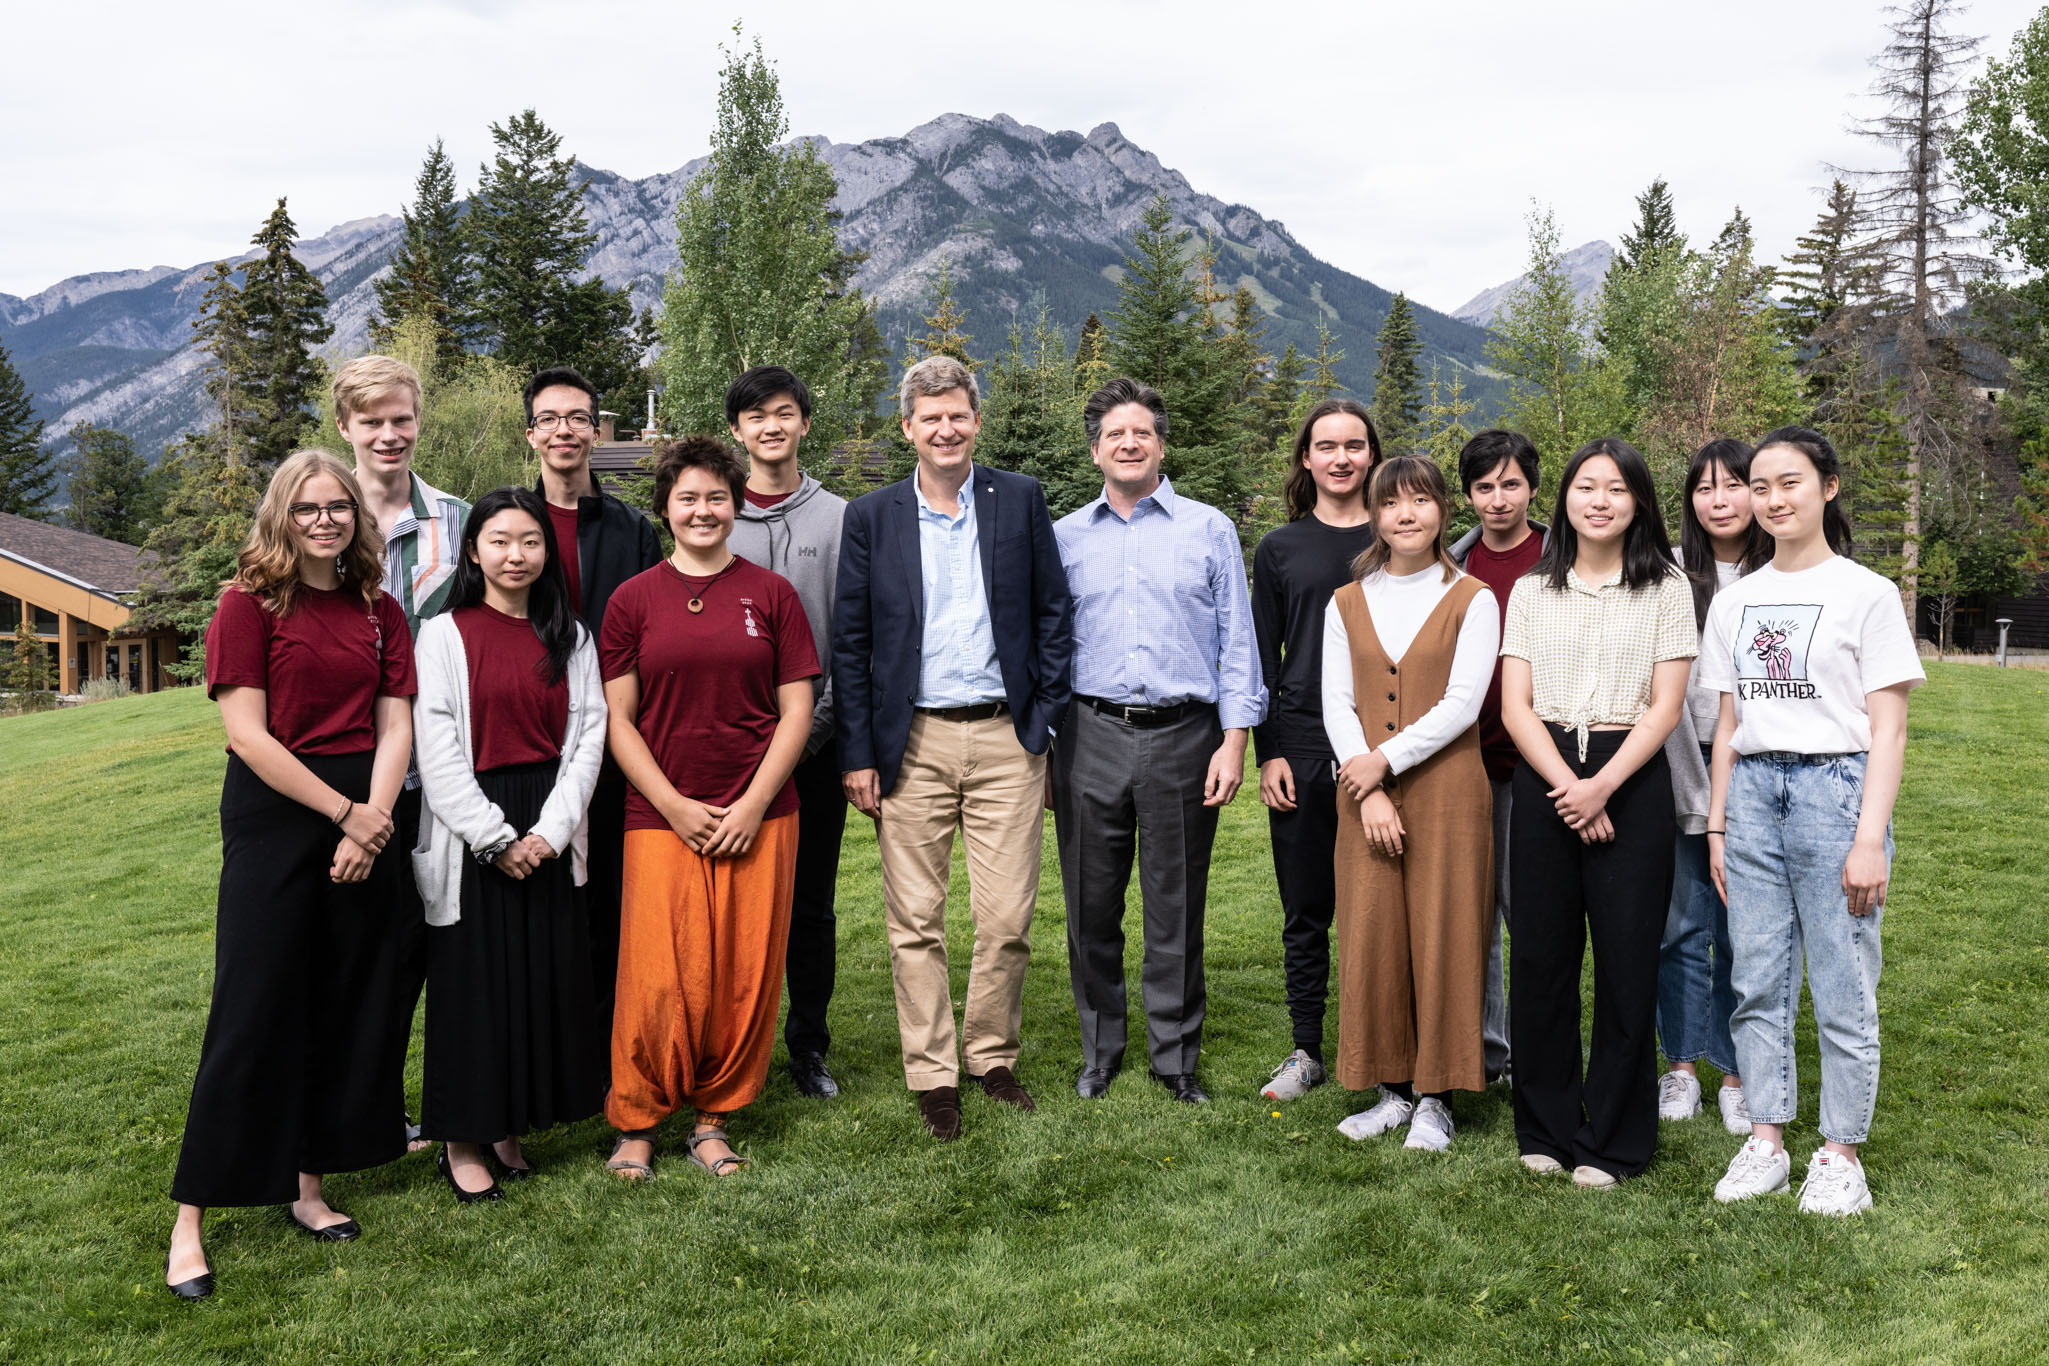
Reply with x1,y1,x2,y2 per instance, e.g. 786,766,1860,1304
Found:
410,613,608,927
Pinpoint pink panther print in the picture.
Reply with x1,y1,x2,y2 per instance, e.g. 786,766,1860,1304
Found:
1749,620,1793,680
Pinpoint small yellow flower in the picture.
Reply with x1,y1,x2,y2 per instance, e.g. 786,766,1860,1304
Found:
1271,1110,1281,1118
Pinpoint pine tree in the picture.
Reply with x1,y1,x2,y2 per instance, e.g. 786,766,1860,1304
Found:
1615,177,1684,273
239,198,334,465
372,138,474,367
190,262,252,452
976,300,1097,517
0,337,54,516
129,434,263,679
64,425,160,543
902,254,977,369
1779,180,1871,351
1304,324,1344,405
1370,292,1423,453
1487,204,1625,458
659,31,884,477
469,110,638,398
8,617,53,710
1073,311,1110,397
1421,362,1478,514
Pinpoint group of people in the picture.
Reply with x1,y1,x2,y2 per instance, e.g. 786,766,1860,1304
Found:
162,349,1920,1301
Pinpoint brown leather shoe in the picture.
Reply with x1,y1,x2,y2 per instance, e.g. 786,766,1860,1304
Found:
969,1066,1037,1112
918,1085,963,1141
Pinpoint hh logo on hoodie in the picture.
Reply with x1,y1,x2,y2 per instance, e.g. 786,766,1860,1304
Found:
798,545,818,557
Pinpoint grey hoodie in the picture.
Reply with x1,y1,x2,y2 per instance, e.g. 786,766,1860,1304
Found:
730,474,846,755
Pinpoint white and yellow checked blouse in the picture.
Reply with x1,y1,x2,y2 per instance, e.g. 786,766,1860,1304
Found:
1500,566,1696,759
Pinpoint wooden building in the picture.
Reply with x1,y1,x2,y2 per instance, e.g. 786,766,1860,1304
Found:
0,512,181,695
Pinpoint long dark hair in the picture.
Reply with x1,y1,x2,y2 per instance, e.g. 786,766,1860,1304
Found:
1284,398,1381,521
447,487,580,686
1679,438,1772,627
1752,425,1855,557
1349,457,1459,583
1533,437,1680,593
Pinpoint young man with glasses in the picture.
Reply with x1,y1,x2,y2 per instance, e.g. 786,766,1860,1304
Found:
334,354,469,1154
526,366,663,1038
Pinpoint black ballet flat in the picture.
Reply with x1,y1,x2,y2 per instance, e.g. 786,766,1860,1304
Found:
286,1209,362,1241
165,1251,214,1302
438,1145,504,1204
490,1150,536,1183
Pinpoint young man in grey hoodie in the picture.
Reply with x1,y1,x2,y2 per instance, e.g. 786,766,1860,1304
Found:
726,366,849,1099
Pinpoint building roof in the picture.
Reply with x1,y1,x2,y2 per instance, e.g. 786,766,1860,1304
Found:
0,511,156,598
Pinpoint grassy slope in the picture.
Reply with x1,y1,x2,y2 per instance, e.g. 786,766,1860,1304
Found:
0,667,2044,1365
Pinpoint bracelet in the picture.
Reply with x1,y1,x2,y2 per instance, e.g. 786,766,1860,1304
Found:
1705,828,1726,835
332,796,353,826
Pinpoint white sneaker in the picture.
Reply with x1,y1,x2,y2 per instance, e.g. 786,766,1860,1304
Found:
1571,1165,1619,1189
1657,1070,1703,1121
1717,1084,1753,1135
1260,1049,1327,1102
1713,1136,1791,1203
1336,1092,1413,1141
1797,1149,1872,1217
1519,1152,1564,1174
1404,1097,1454,1152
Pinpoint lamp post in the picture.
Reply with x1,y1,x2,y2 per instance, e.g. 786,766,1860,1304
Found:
1995,617,2013,667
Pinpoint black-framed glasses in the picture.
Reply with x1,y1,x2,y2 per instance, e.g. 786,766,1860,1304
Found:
288,500,358,527
530,412,596,434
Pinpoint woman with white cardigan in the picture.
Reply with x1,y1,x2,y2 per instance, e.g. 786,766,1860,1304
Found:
412,487,608,1203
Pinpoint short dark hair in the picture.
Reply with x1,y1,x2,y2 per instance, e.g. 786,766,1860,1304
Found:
650,435,747,514
1458,429,1540,495
1083,376,1169,446
724,365,813,428
522,367,599,427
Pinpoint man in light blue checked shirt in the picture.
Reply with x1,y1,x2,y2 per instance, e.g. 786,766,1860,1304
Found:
1051,377,1266,1106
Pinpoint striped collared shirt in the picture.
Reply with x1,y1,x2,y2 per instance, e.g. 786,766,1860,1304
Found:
381,472,470,636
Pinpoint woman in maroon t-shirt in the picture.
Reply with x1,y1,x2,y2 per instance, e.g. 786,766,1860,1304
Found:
411,487,609,1203
599,436,817,1180
166,451,416,1301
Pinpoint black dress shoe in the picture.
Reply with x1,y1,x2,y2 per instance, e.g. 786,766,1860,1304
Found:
165,1251,214,1302
437,1146,505,1204
1076,1065,1118,1099
967,1065,1036,1111
286,1209,364,1241
1150,1071,1210,1105
789,1051,841,1099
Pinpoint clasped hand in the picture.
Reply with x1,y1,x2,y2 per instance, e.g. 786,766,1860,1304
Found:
1548,775,1614,844
493,834,557,881
329,801,395,883
669,794,767,857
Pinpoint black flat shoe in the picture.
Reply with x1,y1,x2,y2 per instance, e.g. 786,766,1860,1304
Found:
789,1050,841,1099
286,1208,362,1241
1076,1065,1118,1099
438,1146,504,1204
165,1251,214,1302
1150,1070,1210,1105
490,1149,535,1183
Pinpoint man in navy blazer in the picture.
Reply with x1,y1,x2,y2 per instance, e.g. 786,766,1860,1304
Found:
833,355,1073,1141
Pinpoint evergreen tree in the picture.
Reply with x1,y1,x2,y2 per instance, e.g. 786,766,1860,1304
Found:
1370,292,1423,453
8,617,53,710
190,262,252,452
976,300,1097,517
1073,311,1111,397
64,425,160,543
1615,177,1684,273
0,337,54,516
469,110,638,398
1421,362,1478,529
1304,323,1344,405
1779,180,1871,352
129,434,263,680
659,31,884,478
1486,205,1625,458
238,198,334,465
1259,341,1305,447
902,254,977,369
372,138,474,367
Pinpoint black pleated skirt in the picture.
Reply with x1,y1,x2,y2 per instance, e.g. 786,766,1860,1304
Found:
421,760,605,1142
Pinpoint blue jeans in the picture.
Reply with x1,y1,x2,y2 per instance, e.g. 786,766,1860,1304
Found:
1656,826,1740,1074
1725,752,1889,1145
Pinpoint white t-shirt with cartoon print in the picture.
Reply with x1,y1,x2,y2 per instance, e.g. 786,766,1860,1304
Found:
1697,555,1926,756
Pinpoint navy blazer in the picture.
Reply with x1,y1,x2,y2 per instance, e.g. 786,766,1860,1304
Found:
832,465,1074,795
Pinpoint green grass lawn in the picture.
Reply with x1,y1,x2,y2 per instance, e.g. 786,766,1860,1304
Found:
2,665,2045,1364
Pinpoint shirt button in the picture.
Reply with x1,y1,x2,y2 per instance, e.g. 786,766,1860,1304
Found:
1386,722,1396,732
1388,666,1397,675
1387,693,1396,702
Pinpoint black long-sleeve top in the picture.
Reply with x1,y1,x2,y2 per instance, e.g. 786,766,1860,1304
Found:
1250,515,1377,766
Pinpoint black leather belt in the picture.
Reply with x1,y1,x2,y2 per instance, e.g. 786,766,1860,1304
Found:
1077,695,1208,728
915,700,1010,722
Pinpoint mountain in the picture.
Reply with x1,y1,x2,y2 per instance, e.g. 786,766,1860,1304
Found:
1452,240,1614,328
3,114,1504,458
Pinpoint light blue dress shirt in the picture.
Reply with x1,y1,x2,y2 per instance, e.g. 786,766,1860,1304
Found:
1054,476,1267,730
914,466,1006,708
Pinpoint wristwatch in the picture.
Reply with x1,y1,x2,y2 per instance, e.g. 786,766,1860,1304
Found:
475,837,513,866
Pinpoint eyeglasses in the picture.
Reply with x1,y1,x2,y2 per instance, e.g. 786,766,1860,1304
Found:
288,500,358,527
530,412,596,434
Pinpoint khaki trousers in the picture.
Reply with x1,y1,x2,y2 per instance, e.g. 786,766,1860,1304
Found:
878,711,1046,1090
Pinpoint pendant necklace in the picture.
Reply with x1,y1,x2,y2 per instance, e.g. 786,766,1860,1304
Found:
675,555,740,613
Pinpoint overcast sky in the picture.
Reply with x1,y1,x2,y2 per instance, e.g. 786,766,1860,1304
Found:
2,0,2037,313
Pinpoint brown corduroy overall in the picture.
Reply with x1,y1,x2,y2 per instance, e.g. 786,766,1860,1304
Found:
1332,575,1494,1095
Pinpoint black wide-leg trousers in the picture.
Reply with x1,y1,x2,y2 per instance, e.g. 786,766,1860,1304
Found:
1266,754,1339,1053
783,740,848,1058
1508,725,1674,1179
170,753,407,1207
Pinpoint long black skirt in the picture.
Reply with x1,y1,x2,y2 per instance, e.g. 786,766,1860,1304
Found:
421,760,605,1143
170,752,408,1207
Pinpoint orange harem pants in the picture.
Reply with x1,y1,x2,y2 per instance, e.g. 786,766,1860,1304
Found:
606,813,798,1129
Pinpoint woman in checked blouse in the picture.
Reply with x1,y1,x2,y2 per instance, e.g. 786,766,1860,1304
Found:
1498,438,1695,1188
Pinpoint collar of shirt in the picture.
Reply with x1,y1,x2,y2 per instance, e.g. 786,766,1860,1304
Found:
1082,474,1177,524
913,465,976,525
1563,564,1624,596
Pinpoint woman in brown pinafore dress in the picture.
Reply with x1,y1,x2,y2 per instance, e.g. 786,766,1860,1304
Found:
1319,457,1503,1152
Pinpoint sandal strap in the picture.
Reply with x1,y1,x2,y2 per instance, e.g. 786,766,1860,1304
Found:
685,1127,732,1149
706,1153,750,1174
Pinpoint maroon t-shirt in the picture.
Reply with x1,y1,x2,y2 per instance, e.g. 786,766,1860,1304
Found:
546,503,583,615
1464,529,1546,783
205,585,416,755
599,557,819,830
743,487,794,509
453,604,567,772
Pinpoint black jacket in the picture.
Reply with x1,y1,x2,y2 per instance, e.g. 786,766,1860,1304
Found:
832,466,1074,795
534,470,663,640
